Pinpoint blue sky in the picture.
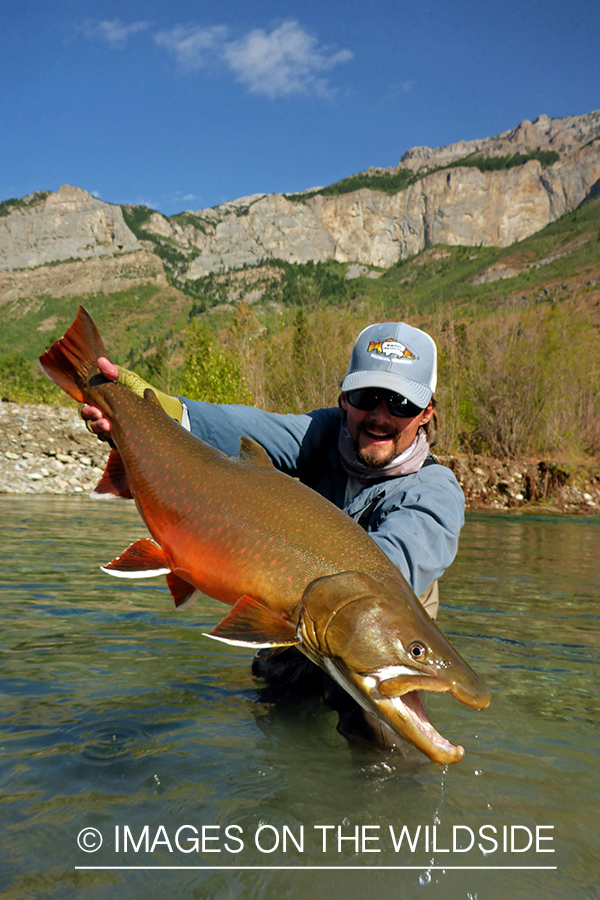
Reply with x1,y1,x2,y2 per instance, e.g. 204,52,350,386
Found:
2,0,599,215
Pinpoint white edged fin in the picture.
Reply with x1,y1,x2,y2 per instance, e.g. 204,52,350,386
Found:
203,632,281,649
100,565,171,579
176,589,202,609
102,538,170,578
208,593,299,646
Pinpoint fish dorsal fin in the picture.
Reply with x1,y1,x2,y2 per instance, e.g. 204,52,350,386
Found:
206,595,299,648
92,447,133,499
238,437,273,468
101,538,170,577
143,388,161,407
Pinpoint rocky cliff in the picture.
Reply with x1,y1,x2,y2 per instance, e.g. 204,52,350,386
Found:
166,110,600,274
0,185,141,270
1,110,599,296
394,110,600,172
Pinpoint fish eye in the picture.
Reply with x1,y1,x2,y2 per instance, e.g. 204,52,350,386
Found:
408,640,427,661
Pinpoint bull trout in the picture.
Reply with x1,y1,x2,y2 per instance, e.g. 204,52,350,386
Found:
40,307,490,766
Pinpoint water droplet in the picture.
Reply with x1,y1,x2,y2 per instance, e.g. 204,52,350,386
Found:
342,817,351,826
418,869,432,885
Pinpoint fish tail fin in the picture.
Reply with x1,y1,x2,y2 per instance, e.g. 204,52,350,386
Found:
39,306,108,403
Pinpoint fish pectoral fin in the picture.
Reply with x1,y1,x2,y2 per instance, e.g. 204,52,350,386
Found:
238,437,273,467
92,448,132,499
166,572,202,609
101,538,170,578
207,595,299,648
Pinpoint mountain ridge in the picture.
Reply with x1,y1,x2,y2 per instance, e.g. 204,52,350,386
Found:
1,108,599,301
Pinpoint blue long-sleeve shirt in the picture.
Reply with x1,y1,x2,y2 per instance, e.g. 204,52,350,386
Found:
181,400,465,598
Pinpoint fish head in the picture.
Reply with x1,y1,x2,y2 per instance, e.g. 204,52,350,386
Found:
297,571,491,766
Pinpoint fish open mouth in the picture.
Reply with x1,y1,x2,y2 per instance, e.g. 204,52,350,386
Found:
388,689,465,765
330,663,468,766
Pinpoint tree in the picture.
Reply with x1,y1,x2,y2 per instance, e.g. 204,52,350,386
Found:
180,320,252,406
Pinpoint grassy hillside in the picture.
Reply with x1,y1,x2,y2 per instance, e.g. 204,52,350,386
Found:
1,196,599,462
353,193,600,315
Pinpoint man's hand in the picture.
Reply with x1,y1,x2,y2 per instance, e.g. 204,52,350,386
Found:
80,357,183,439
80,357,117,438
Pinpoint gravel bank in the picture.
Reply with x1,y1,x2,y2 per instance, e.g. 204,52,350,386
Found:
0,402,109,495
2,401,599,513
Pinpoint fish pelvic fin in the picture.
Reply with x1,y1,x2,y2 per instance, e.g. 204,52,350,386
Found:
166,572,202,609
238,437,273,468
207,595,299,648
39,306,108,403
101,538,170,578
92,448,132,499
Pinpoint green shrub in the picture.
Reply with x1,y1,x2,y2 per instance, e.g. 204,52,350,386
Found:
180,320,252,406
445,303,600,458
285,151,561,204
286,169,418,202
0,352,62,403
121,205,156,238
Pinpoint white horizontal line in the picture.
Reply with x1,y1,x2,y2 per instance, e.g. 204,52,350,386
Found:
75,865,558,871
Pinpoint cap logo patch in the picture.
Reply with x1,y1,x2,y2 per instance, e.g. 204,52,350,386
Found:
367,339,417,362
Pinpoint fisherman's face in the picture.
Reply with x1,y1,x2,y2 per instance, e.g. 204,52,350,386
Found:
340,391,434,468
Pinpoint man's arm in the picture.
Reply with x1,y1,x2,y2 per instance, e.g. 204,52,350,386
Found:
81,369,460,599
182,398,338,478
80,364,338,479
363,467,465,599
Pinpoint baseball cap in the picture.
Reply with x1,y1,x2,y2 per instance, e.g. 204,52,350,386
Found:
341,322,437,409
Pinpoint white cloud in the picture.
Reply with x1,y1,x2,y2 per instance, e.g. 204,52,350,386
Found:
154,25,228,72
223,20,353,99
79,18,151,47
78,17,352,99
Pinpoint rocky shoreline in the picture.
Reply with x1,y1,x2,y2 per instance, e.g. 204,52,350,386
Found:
0,401,110,496
1,401,599,514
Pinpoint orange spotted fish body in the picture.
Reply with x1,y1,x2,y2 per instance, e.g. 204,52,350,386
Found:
39,308,490,765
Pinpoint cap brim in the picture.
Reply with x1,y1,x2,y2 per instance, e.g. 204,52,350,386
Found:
341,370,432,408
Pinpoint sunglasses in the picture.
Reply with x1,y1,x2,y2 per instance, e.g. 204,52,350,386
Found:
346,388,425,418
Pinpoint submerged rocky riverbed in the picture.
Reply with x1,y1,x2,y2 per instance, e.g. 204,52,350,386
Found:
2,400,599,514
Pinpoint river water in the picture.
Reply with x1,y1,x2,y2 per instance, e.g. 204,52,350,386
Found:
1,496,598,900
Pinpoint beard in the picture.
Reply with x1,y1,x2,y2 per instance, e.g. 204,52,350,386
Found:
352,422,401,469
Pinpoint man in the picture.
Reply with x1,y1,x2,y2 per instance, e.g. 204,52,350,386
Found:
82,321,465,741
